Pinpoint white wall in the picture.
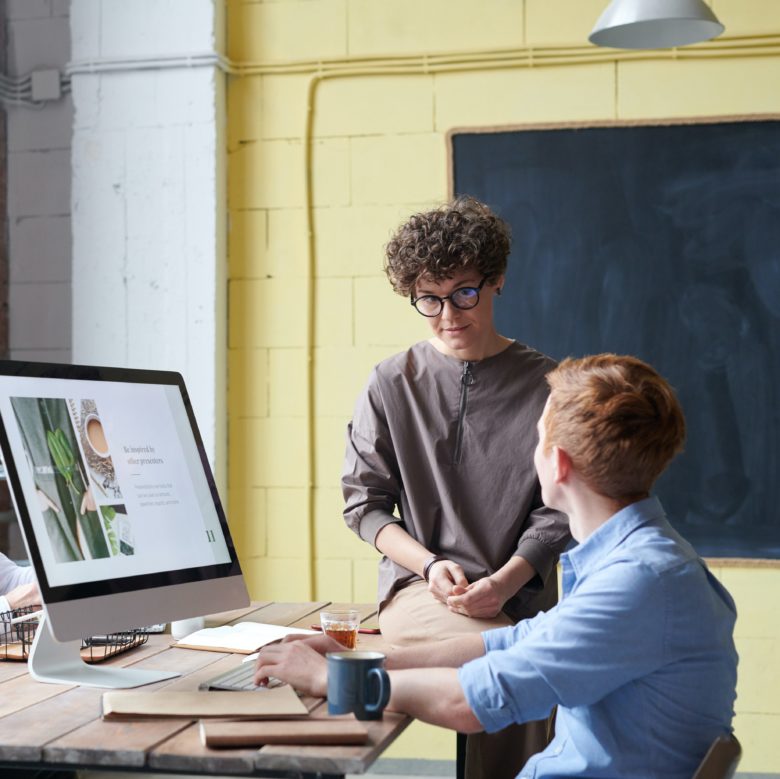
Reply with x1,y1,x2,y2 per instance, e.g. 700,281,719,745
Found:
69,0,227,482
5,0,73,364
2,0,226,473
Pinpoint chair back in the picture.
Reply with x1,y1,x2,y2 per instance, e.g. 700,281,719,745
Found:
692,734,741,779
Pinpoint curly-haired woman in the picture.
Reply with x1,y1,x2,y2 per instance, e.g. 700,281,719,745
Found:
341,196,571,779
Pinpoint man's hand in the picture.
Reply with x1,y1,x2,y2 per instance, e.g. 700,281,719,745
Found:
253,640,328,696
427,560,469,603
280,633,345,654
447,577,507,619
5,582,41,610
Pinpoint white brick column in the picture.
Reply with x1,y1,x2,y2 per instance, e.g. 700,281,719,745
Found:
5,0,73,365
69,0,226,484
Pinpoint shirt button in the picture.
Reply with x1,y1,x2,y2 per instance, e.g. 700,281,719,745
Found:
555,745,563,754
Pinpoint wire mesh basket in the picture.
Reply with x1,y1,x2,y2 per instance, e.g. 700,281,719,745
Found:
80,629,149,663
0,605,38,660
1,607,149,663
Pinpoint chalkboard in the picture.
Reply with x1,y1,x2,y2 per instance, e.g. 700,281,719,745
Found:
452,119,780,560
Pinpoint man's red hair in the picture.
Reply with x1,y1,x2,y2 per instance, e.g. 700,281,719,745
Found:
545,354,686,501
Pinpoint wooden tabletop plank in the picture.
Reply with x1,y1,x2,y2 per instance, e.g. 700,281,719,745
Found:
149,722,259,775
0,685,104,762
256,711,411,776
0,660,29,682
242,601,328,627
44,718,193,768
203,602,271,628
0,673,74,718
128,644,233,675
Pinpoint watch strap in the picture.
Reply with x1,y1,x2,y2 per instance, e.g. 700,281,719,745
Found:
422,554,448,582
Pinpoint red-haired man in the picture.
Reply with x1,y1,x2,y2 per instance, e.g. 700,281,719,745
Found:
256,354,738,779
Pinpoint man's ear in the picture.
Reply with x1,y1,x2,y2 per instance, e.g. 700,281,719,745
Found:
552,446,572,484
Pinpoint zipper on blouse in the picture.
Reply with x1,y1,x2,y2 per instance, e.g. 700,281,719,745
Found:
454,361,474,465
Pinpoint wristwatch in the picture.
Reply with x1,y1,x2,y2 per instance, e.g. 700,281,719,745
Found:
422,554,448,582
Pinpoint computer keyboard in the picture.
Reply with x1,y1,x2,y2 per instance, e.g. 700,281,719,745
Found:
200,661,285,691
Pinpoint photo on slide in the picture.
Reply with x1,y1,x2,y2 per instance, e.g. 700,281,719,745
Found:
68,398,123,501
10,397,111,563
98,504,135,556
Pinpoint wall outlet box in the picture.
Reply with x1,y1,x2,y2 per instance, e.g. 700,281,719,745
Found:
31,69,61,101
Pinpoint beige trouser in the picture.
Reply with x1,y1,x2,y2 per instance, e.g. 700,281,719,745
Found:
380,581,553,779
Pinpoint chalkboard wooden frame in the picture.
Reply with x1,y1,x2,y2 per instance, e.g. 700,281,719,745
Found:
446,114,780,195
448,116,780,565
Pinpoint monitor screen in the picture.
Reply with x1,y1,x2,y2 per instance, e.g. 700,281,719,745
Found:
0,360,249,651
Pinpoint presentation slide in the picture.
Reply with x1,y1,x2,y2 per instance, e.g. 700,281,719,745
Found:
0,376,231,587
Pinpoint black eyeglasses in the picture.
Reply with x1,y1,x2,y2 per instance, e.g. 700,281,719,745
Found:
410,277,488,317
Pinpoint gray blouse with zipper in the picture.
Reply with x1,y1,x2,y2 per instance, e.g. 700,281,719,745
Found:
342,340,571,622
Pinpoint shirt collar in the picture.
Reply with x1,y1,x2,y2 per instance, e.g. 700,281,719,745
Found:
562,495,666,584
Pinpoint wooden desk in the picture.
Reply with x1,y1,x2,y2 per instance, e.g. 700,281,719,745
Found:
0,601,410,778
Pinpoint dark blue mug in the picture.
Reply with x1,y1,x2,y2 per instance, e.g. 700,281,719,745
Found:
326,650,390,720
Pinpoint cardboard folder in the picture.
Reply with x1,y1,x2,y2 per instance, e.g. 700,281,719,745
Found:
102,687,309,720
199,718,370,748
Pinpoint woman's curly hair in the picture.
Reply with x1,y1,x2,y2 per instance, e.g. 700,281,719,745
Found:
384,196,511,296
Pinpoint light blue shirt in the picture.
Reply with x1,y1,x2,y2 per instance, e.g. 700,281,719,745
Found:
458,497,738,779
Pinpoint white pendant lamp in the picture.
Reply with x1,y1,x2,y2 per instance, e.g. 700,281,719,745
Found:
589,0,725,49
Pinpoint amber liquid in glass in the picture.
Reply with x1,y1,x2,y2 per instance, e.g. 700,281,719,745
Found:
324,626,358,649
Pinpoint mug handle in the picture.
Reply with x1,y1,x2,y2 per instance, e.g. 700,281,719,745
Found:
364,667,390,714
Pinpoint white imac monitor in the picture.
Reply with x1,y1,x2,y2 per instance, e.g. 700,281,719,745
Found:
0,360,250,688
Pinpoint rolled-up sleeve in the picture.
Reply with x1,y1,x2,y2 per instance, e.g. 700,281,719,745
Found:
459,624,560,731
458,562,666,731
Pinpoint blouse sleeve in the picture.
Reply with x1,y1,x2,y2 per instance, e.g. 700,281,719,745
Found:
0,552,36,594
513,482,571,589
341,371,403,547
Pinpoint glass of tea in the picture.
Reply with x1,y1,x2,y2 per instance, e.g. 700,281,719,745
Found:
320,609,360,649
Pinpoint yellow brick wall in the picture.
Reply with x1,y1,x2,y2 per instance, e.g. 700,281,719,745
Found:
226,0,780,768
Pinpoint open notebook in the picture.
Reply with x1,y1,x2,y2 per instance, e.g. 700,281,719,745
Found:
175,622,317,654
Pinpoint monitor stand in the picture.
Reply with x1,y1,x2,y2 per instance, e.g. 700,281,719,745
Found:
28,614,180,689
